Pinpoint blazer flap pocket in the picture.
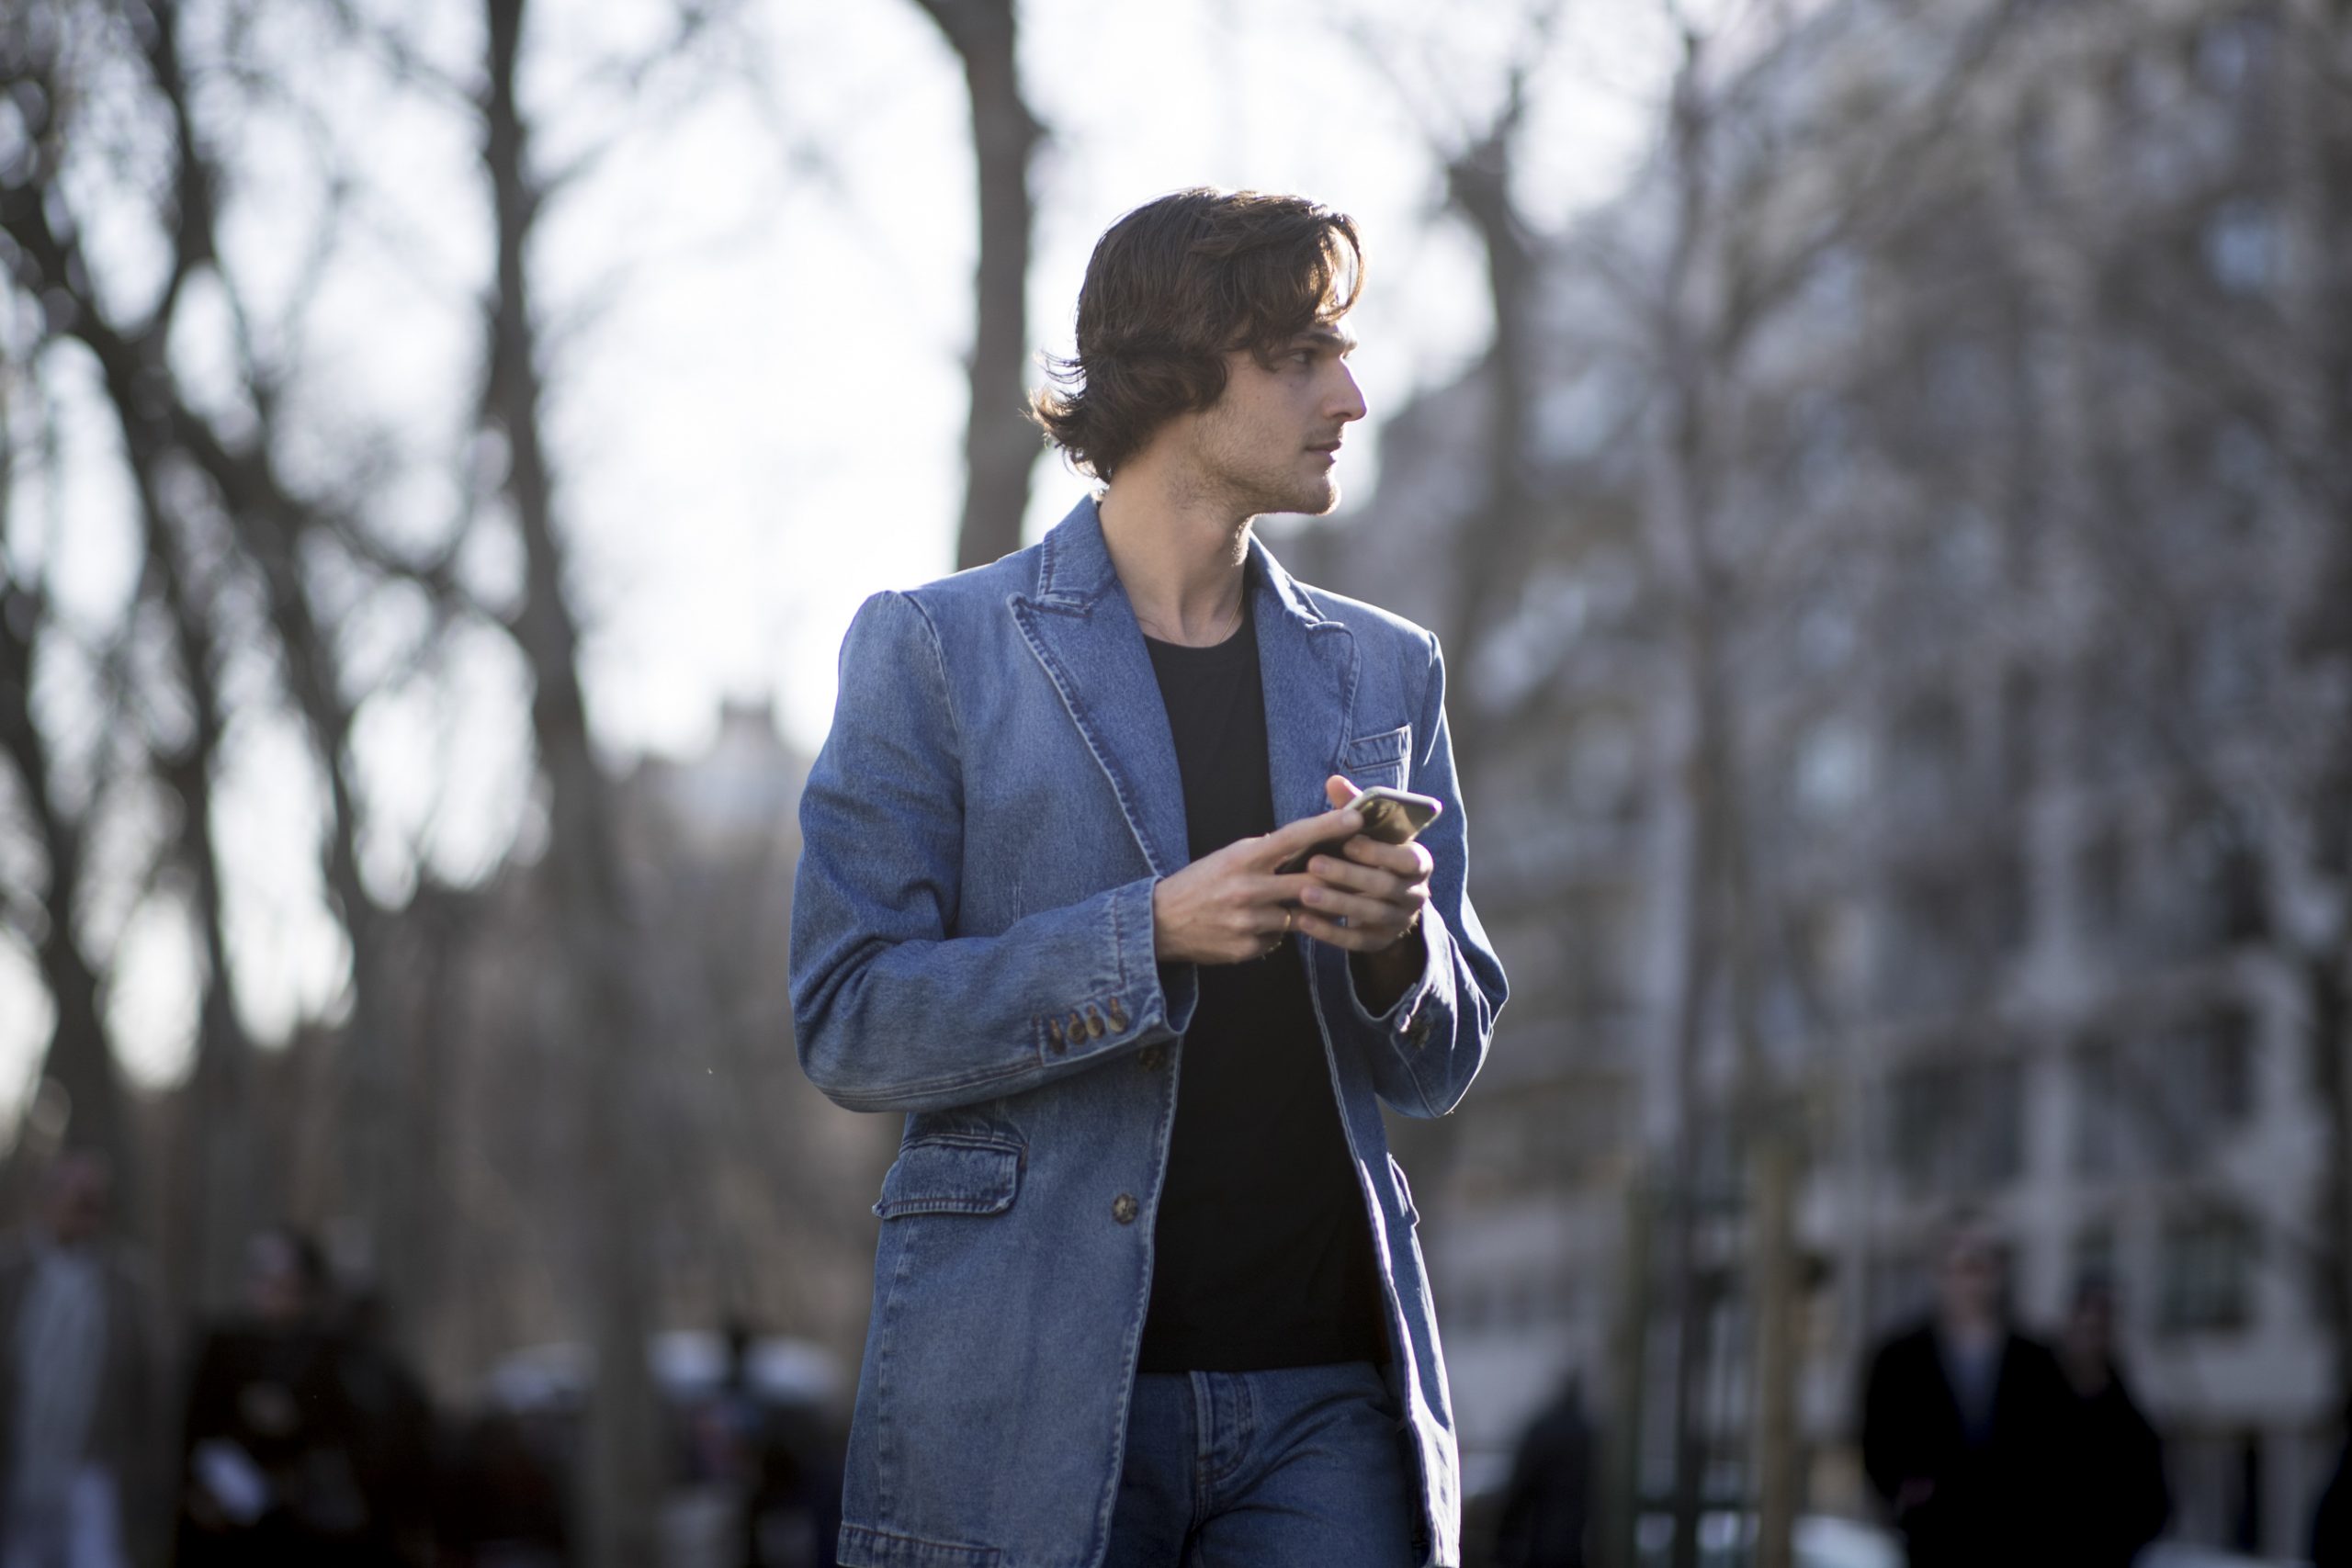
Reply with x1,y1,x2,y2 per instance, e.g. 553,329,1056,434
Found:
1342,724,1413,784
874,1136,1023,1219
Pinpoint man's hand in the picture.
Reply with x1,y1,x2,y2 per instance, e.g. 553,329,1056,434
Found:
1151,802,1364,964
1299,775,1433,1012
1291,775,1433,953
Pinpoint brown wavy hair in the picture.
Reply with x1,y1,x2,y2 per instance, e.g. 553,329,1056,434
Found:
1030,189,1363,480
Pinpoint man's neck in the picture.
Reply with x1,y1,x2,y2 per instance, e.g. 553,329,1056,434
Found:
1938,1312,2001,1354
36,1230,98,1263
1096,462,1254,648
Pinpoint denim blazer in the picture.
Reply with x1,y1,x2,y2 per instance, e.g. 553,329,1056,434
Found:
790,496,1509,1568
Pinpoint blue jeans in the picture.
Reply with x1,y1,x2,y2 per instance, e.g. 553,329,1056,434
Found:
1103,1362,1420,1568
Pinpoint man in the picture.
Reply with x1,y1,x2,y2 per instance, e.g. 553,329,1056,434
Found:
1491,1370,1592,1568
1859,1213,2074,1568
791,188,1508,1568
176,1227,392,1567
0,1149,163,1568
2316,1401,2352,1567
2053,1277,2167,1568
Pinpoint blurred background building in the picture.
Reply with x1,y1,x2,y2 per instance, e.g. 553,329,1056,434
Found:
1287,0,2349,1559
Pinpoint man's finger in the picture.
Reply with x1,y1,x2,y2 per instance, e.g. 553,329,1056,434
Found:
1246,873,1321,908
1340,837,1435,881
1257,805,1363,863
1291,908,1397,952
1300,870,1426,926
1299,854,1402,897
1296,884,1396,928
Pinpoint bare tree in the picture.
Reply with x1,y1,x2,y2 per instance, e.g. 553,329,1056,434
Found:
5,16,876,1561
468,0,665,1555
0,3,384,1305
1571,6,2030,1562
1976,0,2352,1405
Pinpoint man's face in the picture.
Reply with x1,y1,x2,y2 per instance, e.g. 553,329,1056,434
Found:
1179,322,1367,518
246,1234,312,1326
1936,1229,2004,1325
2065,1289,2115,1360
43,1156,109,1247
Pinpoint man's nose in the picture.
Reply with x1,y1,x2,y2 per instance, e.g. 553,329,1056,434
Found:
1331,363,1367,424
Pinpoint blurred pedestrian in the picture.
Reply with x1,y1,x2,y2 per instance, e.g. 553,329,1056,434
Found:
433,1410,564,1568
0,1149,163,1568
1490,1370,1590,1568
688,1321,838,1568
2054,1276,2167,1567
174,1227,379,1567
2313,1402,2352,1567
329,1289,435,1565
1860,1212,2072,1568
436,1409,569,1568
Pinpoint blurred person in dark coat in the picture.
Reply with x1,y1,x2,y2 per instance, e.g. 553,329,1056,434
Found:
327,1289,435,1565
1490,1370,1590,1568
1860,1213,2072,1568
436,1409,570,1568
2054,1276,2168,1567
174,1227,401,1567
0,1150,163,1568
2313,1401,2352,1567
691,1321,841,1568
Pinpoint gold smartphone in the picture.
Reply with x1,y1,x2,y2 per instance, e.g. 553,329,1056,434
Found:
1277,786,1442,874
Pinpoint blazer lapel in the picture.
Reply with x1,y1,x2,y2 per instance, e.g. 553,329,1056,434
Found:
1250,535,1359,829
1011,497,1190,878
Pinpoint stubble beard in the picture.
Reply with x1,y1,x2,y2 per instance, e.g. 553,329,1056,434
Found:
1192,424,1341,520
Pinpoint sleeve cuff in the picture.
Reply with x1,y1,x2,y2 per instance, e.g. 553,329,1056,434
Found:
1345,911,1445,1034
1033,876,1196,1066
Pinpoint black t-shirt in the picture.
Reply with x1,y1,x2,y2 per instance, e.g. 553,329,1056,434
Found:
1135,591,1389,1372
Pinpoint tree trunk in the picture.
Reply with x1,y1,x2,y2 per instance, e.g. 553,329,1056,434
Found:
1438,105,1541,772
128,451,260,1311
1600,1173,1655,1568
481,4,663,1562
1747,1126,1799,1568
914,0,1045,572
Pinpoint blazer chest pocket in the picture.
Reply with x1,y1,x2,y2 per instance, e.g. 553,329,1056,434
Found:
1342,725,1413,792
873,1135,1023,1219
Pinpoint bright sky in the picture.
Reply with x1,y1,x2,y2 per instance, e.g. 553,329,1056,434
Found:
0,0,1681,1099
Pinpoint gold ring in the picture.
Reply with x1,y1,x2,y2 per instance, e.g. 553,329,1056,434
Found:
1283,908,1295,934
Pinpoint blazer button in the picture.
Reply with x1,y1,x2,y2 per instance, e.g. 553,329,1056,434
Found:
1047,1017,1066,1052
1085,1009,1105,1039
1108,998,1130,1030
1112,1193,1139,1224
1067,1011,1086,1043
1136,1044,1166,1072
